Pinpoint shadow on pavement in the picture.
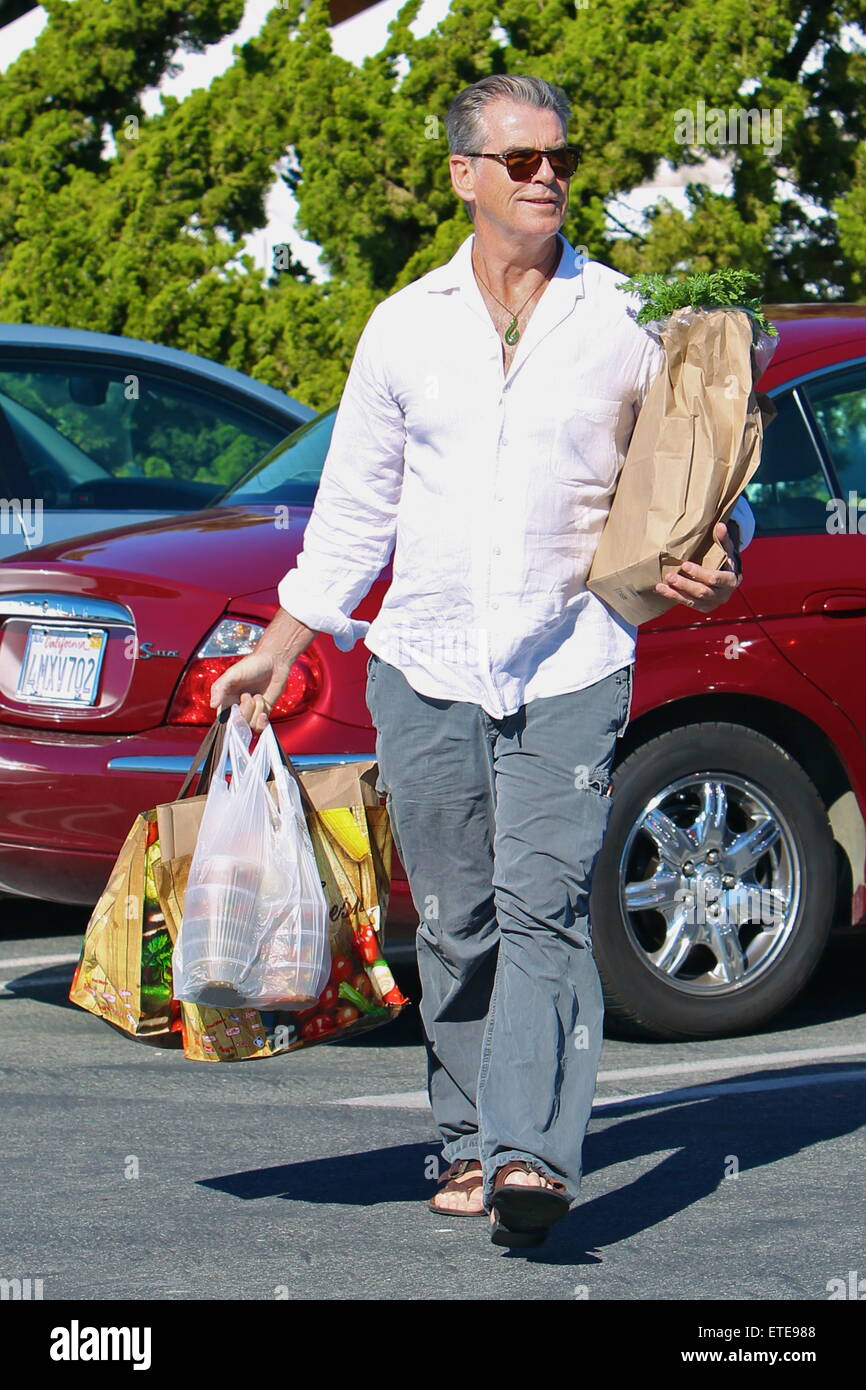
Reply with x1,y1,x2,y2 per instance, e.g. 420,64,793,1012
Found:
199,1060,866,1263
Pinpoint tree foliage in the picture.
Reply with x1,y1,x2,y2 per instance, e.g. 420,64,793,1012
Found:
1,0,865,410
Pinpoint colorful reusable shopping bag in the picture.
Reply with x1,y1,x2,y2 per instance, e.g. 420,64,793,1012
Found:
70,712,407,1060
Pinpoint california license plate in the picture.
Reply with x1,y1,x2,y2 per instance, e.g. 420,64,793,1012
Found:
16,625,107,706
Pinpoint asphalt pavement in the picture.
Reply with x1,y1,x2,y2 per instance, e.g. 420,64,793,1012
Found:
1,899,865,1302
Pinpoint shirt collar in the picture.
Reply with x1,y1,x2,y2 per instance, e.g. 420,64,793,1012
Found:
424,230,586,378
424,230,586,304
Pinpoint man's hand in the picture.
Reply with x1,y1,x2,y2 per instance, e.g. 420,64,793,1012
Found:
209,649,287,733
654,520,742,613
209,609,318,733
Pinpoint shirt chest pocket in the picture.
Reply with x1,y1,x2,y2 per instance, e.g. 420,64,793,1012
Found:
551,395,623,489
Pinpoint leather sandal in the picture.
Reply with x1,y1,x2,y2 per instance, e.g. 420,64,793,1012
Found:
427,1158,485,1216
488,1160,570,1247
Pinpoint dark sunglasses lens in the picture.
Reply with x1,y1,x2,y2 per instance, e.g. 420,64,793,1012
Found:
504,151,542,180
504,149,578,180
551,149,579,177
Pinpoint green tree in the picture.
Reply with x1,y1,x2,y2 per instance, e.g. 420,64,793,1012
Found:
1,0,864,419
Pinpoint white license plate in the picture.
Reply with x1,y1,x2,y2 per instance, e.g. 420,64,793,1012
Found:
16,625,108,706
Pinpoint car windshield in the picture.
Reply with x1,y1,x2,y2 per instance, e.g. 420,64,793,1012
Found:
213,409,336,508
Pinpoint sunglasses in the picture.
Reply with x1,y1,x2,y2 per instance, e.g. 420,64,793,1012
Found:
463,146,580,181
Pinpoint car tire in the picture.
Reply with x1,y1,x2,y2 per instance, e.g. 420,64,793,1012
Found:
590,722,836,1041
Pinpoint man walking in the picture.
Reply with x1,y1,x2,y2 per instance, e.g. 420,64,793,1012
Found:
211,74,753,1246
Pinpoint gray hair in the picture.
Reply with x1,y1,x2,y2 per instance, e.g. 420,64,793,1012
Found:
445,74,572,156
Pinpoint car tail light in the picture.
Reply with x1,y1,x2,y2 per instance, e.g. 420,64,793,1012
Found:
168,619,322,725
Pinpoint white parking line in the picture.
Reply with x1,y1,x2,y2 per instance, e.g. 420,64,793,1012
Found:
0,953,80,971
0,971,76,995
332,1090,430,1108
593,1067,866,1111
330,1066,866,1112
5,956,865,1110
329,1044,866,1111
596,1043,866,1081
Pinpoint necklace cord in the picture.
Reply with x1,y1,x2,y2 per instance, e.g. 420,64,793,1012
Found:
471,240,562,344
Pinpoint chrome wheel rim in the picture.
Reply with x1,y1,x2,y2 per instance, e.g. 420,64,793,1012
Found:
617,772,801,996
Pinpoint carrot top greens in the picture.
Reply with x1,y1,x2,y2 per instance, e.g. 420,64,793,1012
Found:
616,270,778,339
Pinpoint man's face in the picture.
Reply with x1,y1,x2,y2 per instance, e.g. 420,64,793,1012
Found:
450,100,570,241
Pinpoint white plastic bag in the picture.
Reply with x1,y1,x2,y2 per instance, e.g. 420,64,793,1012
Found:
173,704,331,1009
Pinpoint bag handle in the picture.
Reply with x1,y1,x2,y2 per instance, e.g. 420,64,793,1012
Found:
182,710,318,816
266,726,319,818
176,707,231,800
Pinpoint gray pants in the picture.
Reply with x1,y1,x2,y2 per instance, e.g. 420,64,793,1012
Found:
365,652,632,1211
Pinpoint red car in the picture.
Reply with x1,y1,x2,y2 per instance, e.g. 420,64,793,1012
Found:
2,307,866,1041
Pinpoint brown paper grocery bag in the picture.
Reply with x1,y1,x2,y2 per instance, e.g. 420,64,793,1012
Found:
587,308,776,626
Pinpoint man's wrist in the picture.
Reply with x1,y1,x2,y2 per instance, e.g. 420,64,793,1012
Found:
257,607,318,668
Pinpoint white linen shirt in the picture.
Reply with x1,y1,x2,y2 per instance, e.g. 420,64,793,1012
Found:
277,231,755,719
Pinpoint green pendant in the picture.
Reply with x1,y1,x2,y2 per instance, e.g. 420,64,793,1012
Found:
504,317,520,345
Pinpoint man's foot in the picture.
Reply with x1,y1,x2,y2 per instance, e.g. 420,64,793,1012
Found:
427,1159,485,1217
488,1160,570,1246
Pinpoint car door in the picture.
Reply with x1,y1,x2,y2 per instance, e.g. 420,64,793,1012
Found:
0,352,293,558
741,365,866,738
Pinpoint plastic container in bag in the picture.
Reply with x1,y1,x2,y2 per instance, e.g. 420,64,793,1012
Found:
173,704,331,1008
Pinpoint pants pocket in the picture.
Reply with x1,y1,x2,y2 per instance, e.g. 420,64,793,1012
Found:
365,651,379,713
615,664,633,739
365,654,388,797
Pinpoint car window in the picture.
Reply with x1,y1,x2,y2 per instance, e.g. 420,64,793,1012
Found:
0,390,111,486
744,389,833,534
0,359,291,510
802,365,866,497
215,409,336,508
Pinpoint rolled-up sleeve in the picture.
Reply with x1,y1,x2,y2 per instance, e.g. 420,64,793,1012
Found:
277,302,406,650
728,491,756,549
